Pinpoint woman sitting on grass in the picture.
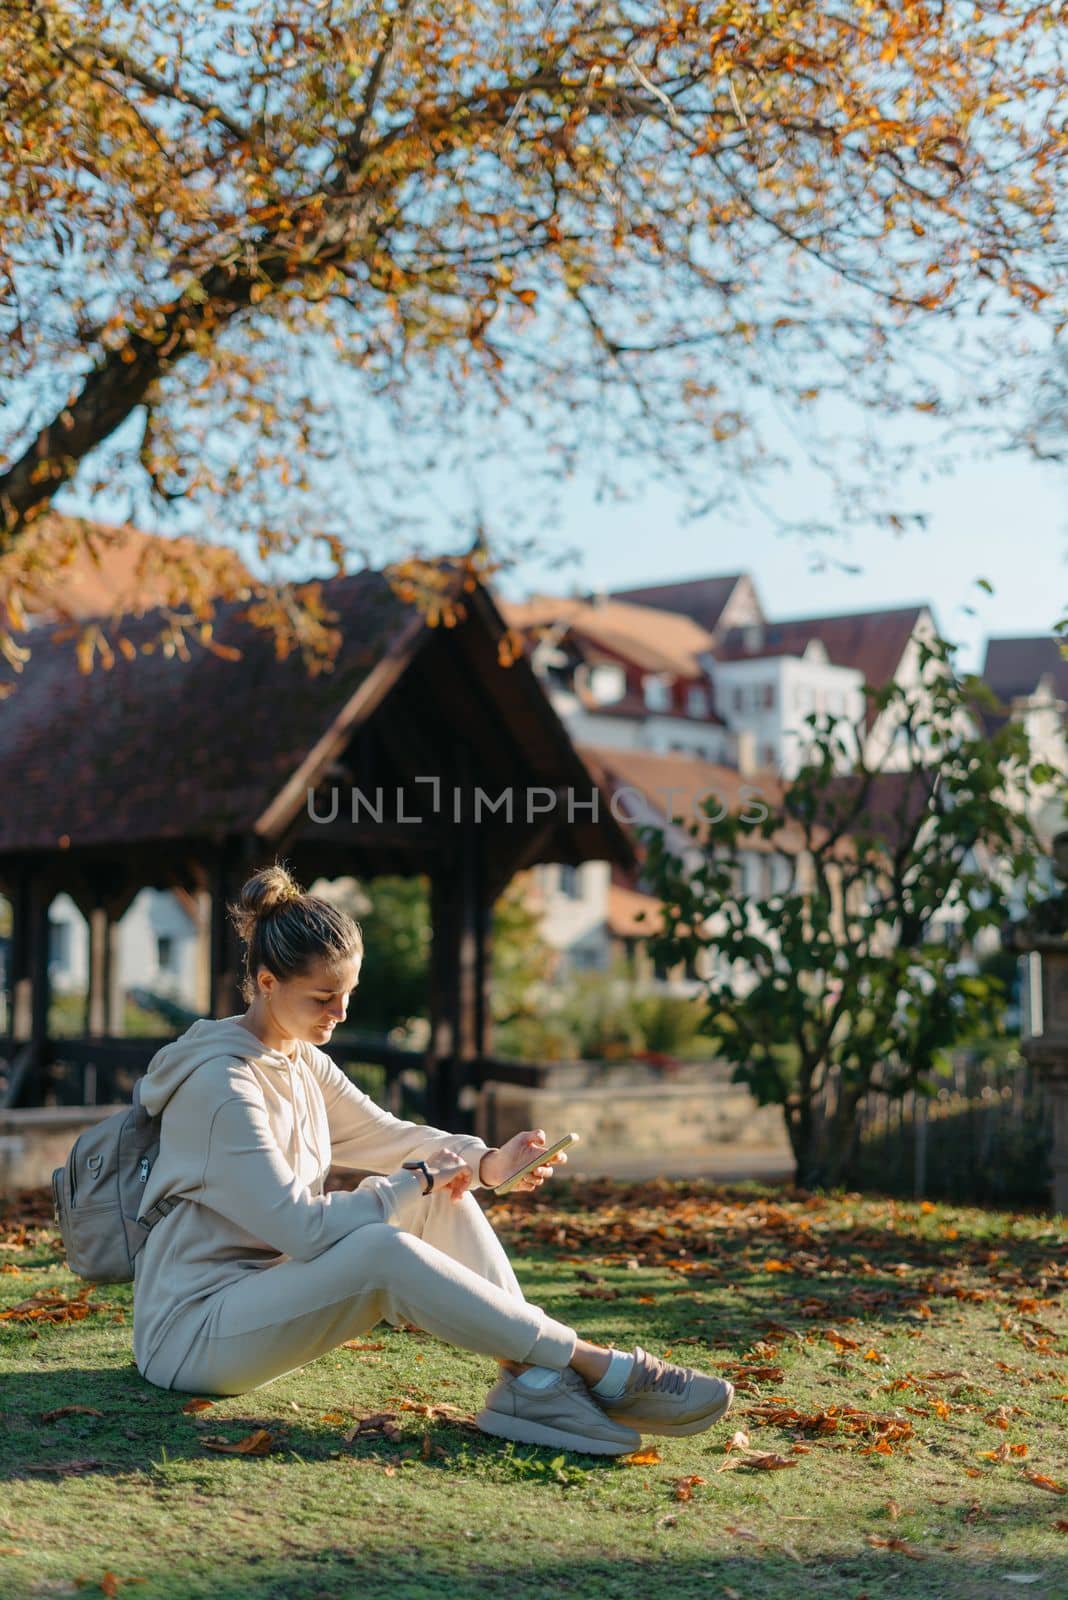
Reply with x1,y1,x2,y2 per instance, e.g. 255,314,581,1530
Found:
132,864,734,1456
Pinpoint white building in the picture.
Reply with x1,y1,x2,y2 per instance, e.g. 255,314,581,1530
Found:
47,888,203,1016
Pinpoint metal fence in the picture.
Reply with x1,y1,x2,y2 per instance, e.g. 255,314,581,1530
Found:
812,1049,1051,1205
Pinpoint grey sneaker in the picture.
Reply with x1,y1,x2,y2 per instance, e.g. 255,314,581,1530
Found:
594,1345,735,1436
476,1367,643,1456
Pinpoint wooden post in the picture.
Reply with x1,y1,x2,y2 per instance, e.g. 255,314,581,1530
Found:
427,802,489,1130
8,871,33,1043
209,850,249,1018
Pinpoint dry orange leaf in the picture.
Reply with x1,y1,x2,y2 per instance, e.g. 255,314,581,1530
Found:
181,1399,215,1414
1054,1520,1068,1533
100,1576,146,1598
674,1474,707,1501
1024,1472,1067,1495
341,1340,386,1351
864,1349,883,1362
202,1428,274,1456
867,1535,926,1560
320,1412,350,1425
726,1430,750,1453
343,1412,402,1445
40,1405,103,1421
623,1447,662,1466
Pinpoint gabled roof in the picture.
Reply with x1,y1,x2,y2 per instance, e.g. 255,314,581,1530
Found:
982,636,1068,708
0,572,634,871
503,593,715,679
609,573,753,636
0,571,413,854
717,605,930,690
578,743,797,853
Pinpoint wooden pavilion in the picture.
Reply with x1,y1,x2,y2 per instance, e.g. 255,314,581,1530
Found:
0,568,632,1123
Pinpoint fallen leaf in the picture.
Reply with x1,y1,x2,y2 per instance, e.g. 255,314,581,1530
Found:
724,1525,760,1542
737,1452,798,1472
99,1577,147,1598
202,1428,274,1456
655,1514,678,1529
885,1499,902,1521
180,1399,215,1415
40,1406,103,1422
623,1447,662,1466
319,1412,350,1424
725,1430,750,1453
674,1474,707,1501
25,1458,103,1475
866,1534,926,1559
1024,1471,1067,1494
343,1412,402,1445
341,1340,386,1351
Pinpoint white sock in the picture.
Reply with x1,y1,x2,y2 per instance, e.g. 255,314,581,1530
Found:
514,1365,561,1391
590,1349,635,1399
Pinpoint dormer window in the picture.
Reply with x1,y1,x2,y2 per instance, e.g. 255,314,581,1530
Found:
643,673,673,712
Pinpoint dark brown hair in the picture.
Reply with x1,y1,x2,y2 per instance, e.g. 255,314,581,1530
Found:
229,864,363,1002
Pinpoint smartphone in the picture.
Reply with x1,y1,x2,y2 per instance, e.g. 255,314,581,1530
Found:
492,1132,580,1196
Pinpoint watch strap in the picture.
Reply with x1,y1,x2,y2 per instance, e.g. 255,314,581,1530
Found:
402,1160,433,1194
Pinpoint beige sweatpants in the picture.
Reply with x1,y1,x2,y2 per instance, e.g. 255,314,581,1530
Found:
147,1184,578,1396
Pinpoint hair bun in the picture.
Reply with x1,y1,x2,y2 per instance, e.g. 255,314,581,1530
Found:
231,864,303,941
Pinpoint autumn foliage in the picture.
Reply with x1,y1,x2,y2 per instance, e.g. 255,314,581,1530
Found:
0,1,1065,666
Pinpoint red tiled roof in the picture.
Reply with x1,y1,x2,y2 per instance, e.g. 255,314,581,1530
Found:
982,636,1068,707
609,573,752,635
578,743,796,852
718,605,930,689
502,593,715,678
606,882,665,939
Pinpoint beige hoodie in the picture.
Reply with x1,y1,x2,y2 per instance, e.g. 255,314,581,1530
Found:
132,1017,491,1386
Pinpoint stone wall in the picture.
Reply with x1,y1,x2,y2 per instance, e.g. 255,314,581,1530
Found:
0,1106,123,1195
477,1068,791,1176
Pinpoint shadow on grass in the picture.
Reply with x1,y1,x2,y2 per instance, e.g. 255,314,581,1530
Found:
0,1358,638,1485
4,1544,1067,1600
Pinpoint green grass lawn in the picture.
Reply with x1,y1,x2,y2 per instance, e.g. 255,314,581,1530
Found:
2,1179,1066,1600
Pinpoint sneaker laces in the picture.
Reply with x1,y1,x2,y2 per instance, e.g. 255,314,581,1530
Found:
631,1346,689,1396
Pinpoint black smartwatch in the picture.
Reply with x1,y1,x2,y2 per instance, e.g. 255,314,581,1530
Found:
402,1160,433,1195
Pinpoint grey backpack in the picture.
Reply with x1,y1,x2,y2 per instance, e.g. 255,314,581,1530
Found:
51,1074,181,1283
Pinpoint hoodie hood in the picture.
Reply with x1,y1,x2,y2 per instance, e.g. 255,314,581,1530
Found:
139,1017,289,1117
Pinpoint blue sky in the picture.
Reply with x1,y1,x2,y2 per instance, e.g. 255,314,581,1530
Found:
500,442,1067,677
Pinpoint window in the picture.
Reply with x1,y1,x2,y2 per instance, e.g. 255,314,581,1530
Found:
157,934,176,972
643,673,673,712
48,919,71,971
762,682,775,710
762,743,777,767
557,864,583,900
687,685,709,718
733,685,745,712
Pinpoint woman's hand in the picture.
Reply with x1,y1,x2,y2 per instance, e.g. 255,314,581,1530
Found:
422,1146,474,1202
480,1130,567,1195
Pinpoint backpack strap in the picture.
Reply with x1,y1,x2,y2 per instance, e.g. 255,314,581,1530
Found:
138,1196,183,1230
